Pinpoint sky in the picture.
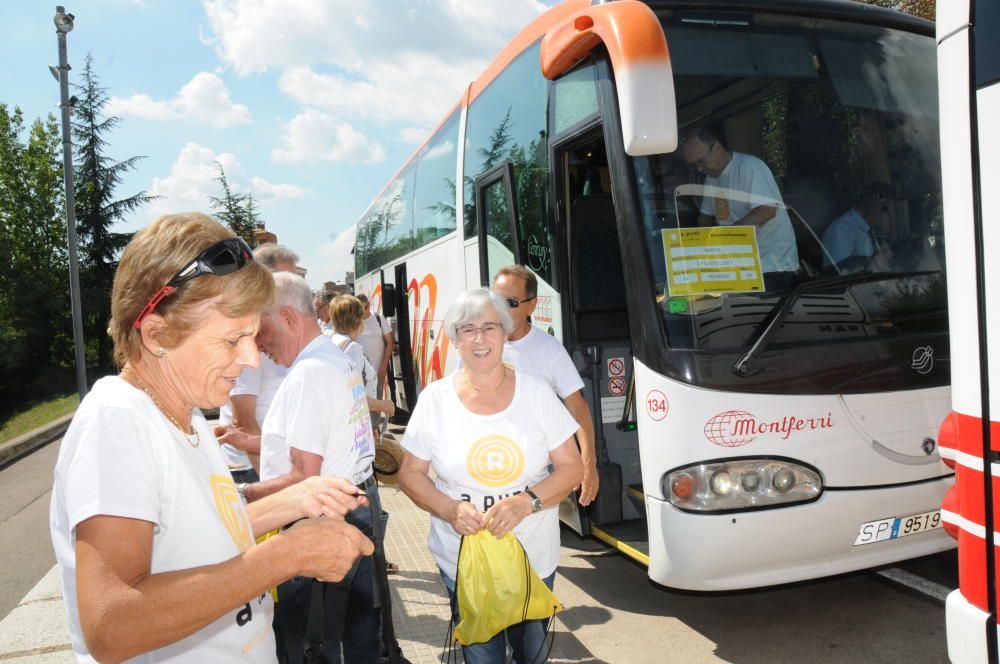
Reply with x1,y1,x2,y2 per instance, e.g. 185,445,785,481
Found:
0,0,557,289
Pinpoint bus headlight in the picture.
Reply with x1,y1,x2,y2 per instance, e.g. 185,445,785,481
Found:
661,459,822,512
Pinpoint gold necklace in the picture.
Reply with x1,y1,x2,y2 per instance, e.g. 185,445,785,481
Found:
464,366,507,393
121,366,200,447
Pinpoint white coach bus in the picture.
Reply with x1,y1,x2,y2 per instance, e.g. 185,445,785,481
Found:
354,0,954,590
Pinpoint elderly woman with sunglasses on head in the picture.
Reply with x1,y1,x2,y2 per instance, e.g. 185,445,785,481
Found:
398,288,583,664
50,213,373,664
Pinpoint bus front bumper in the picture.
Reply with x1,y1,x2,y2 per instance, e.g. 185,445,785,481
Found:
645,476,955,591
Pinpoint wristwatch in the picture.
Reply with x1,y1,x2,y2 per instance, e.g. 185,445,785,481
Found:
525,488,542,513
237,482,248,502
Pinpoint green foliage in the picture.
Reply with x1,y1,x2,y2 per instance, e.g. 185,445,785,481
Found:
0,392,79,445
208,161,260,246
72,53,157,372
0,104,75,402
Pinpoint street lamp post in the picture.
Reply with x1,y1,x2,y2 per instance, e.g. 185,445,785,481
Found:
53,6,88,399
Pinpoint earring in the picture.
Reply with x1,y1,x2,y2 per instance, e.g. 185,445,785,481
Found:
157,348,166,357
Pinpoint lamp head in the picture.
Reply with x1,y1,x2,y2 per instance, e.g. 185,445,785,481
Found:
54,7,75,33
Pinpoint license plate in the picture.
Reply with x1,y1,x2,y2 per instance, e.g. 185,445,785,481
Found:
854,509,942,546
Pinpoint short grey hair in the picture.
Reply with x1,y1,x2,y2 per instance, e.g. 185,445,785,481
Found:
444,288,515,340
271,272,314,317
254,244,300,270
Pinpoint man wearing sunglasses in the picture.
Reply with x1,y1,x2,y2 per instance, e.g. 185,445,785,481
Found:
682,126,799,291
492,265,599,507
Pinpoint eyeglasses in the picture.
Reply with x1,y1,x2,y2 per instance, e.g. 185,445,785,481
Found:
688,140,716,170
456,322,505,340
504,296,536,309
133,237,253,329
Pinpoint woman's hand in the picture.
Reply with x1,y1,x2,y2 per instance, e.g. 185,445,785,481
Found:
381,399,396,417
446,499,485,537
293,476,369,520
285,518,374,582
484,494,533,539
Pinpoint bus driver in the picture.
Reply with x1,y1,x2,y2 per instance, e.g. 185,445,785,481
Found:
682,126,799,291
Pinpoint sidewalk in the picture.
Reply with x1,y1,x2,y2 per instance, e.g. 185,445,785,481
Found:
0,474,590,663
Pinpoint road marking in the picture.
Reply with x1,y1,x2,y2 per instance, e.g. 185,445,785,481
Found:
875,567,952,604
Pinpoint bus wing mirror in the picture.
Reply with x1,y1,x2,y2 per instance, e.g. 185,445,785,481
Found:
381,283,396,318
541,0,677,156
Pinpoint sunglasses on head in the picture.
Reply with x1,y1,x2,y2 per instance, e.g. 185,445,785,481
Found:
133,237,253,329
505,295,536,309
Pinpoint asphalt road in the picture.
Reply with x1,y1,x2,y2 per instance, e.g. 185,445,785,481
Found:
0,440,957,662
0,441,60,620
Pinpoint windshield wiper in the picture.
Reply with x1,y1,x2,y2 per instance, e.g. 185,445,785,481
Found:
732,270,937,377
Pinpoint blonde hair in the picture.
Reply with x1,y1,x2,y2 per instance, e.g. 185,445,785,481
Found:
109,213,275,366
330,294,365,335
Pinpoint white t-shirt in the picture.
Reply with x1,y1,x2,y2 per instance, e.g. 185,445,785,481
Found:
698,151,798,273
259,335,375,485
218,356,288,469
50,376,276,663
401,372,579,579
330,333,377,399
358,313,391,373
506,326,584,399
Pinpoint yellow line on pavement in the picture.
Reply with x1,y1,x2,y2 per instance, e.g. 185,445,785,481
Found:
590,526,650,566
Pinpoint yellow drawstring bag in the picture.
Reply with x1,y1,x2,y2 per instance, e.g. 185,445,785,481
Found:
452,530,563,646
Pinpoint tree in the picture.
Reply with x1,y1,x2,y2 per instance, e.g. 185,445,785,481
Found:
72,53,156,372
854,0,934,21
208,161,258,246
0,105,73,402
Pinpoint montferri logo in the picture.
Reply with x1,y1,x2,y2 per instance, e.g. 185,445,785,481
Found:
911,346,934,375
704,410,834,448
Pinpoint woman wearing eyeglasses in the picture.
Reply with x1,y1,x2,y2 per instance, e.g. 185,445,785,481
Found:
398,288,583,664
49,213,373,663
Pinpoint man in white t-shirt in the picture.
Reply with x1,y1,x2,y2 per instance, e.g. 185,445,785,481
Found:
683,126,799,291
493,265,599,506
357,293,394,395
233,272,379,663
216,244,298,483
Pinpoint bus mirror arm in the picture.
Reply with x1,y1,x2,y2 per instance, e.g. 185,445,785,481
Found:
732,270,936,377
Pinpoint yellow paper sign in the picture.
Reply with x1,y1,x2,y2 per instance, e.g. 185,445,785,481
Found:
661,227,765,296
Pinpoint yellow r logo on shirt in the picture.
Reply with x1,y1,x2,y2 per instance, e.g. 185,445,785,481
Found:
467,435,524,487
211,475,254,552
714,197,730,222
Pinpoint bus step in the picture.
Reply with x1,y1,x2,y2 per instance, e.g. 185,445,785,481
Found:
626,483,645,516
590,518,650,566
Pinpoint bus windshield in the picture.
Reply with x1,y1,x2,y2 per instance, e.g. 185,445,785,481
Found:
632,14,945,391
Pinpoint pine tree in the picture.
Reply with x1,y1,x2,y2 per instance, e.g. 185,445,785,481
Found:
72,53,157,371
208,161,257,246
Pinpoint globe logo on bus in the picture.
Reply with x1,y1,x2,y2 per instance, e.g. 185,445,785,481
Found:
704,410,757,448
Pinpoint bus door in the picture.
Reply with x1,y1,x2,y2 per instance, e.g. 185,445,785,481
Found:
475,162,524,285
383,264,417,414
553,128,645,558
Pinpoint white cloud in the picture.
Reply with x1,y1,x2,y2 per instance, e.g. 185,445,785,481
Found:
250,177,309,200
147,142,308,219
399,127,429,145
317,222,358,284
278,53,476,127
203,0,545,75
108,72,251,128
203,0,547,137
273,109,385,163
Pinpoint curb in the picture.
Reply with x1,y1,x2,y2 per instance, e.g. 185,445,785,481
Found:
0,413,74,468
